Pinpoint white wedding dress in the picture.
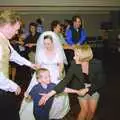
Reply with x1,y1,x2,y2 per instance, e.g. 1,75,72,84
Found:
19,49,70,120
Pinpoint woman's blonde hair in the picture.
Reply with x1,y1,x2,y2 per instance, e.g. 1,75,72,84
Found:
74,44,93,62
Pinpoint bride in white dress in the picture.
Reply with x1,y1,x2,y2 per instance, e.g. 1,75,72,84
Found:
20,31,70,120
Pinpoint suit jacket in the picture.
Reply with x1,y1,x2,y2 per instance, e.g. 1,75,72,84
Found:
54,59,106,95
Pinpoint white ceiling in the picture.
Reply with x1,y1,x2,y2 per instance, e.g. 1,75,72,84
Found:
0,0,120,6
0,0,120,14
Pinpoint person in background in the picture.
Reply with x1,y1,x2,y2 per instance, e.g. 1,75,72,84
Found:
65,15,87,46
65,15,87,71
51,20,67,46
36,18,45,34
39,44,106,120
14,34,31,87
9,34,20,80
25,22,40,63
51,20,69,72
0,9,39,120
10,33,29,81
64,19,71,32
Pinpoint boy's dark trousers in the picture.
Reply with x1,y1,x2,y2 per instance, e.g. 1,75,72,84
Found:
33,97,54,120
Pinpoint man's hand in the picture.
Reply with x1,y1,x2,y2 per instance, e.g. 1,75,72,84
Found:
15,86,21,95
31,64,40,70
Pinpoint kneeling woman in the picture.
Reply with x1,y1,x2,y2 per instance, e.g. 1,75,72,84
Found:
39,44,106,120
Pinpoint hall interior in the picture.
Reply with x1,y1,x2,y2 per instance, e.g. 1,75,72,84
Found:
1,0,120,120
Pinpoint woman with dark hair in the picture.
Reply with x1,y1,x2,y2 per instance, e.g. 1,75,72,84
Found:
51,20,67,46
25,22,40,63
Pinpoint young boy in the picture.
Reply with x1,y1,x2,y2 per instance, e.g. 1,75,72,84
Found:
28,68,86,120
28,68,55,120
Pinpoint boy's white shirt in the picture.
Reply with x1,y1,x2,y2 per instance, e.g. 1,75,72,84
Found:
41,83,48,89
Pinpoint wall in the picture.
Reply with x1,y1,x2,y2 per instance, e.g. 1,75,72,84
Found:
0,0,120,6
0,0,118,37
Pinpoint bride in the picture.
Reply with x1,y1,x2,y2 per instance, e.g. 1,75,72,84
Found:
20,31,69,120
